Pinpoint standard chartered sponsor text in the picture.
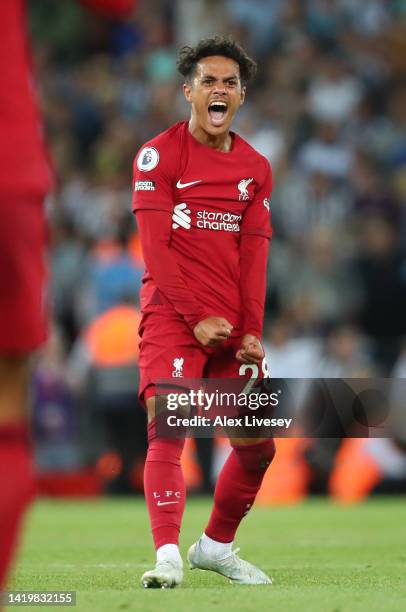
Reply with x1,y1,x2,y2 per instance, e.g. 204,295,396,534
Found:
196,210,241,232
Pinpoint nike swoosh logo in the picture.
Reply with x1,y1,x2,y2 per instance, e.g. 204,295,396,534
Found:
176,179,202,189
156,500,180,506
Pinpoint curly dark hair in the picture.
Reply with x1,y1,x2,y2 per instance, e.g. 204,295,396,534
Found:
177,36,257,86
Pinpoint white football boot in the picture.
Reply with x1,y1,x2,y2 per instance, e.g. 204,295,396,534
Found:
141,559,183,589
187,538,272,585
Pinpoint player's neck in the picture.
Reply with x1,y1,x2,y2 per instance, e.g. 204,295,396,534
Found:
188,119,232,152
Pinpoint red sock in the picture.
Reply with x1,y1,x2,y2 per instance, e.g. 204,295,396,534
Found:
143,420,186,549
205,439,275,543
0,424,36,590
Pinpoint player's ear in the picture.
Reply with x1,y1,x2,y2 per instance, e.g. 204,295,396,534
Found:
183,82,193,102
240,86,246,106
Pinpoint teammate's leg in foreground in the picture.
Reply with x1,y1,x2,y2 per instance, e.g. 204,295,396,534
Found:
141,396,185,588
0,198,47,591
0,357,36,591
188,436,275,584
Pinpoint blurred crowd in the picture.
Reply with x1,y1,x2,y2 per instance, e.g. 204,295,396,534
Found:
29,0,406,494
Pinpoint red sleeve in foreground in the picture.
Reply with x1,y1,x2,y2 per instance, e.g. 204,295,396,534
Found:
79,0,136,17
136,210,209,329
239,234,270,338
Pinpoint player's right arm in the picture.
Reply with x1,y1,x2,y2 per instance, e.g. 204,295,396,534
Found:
135,211,232,345
133,142,232,346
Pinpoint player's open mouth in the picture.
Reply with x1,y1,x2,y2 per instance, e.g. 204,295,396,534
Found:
208,101,228,127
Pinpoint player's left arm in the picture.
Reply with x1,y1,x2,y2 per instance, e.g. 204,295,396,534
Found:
237,160,272,365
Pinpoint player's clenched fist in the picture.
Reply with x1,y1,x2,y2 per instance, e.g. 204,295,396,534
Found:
193,317,233,346
236,334,264,365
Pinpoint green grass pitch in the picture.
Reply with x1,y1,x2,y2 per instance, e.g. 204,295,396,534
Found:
10,497,406,611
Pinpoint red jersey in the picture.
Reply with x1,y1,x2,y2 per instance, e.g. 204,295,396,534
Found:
0,0,52,197
0,0,135,198
133,121,272,332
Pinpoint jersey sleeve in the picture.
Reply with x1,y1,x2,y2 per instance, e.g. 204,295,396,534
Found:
240,159,272,239
136,210,210,329
239,235,269,338
132,142,175,213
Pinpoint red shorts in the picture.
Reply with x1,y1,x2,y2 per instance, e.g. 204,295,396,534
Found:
0,196,48,354
138,308,267,404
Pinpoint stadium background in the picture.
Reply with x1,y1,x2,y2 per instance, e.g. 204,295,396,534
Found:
29,0,406,501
